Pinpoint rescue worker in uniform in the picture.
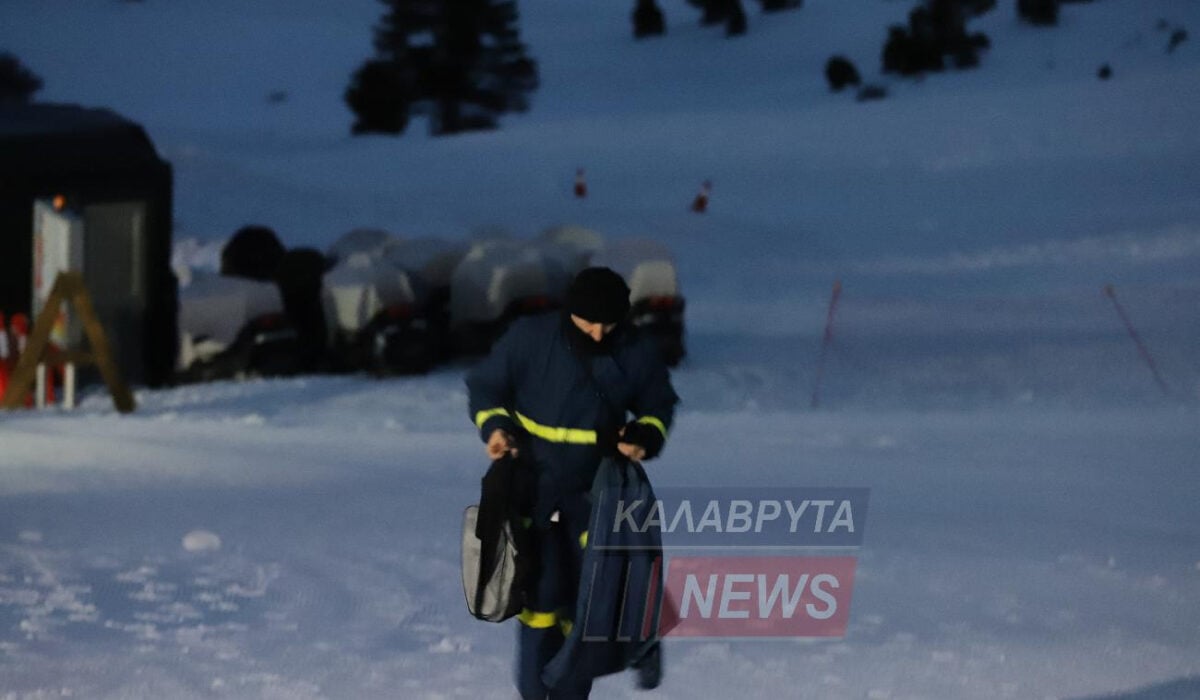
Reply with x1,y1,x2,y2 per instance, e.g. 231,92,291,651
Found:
466,267,679,699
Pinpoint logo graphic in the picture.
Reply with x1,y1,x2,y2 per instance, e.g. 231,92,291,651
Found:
661,556,856,637
581,487,868,639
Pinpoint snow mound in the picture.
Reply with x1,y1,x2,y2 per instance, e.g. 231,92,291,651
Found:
182,530,223,553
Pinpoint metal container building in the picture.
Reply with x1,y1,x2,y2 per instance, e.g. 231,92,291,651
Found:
0,103,175,387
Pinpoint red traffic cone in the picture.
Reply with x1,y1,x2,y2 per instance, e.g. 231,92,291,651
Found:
574,168,588,199
11,313,28,357
691,180,711,213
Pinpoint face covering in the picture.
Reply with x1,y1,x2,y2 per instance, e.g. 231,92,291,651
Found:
563,314,621,356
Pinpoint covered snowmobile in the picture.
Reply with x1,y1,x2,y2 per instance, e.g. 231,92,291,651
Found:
382,237,469,362
322,252,432,373
326,227,394,264
592,239,686,365
536,225,605,277
449,240,572,355
176,271,300,381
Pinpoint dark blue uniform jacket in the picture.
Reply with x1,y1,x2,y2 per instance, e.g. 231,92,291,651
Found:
465,313,679,525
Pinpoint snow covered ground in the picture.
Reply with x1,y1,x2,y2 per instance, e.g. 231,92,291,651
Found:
2,0,1199,697
2,380,1197,699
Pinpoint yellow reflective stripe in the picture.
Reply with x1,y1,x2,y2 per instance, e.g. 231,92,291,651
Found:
518,608,575,635
514,412,597,445
579,530,588,549
475,408,511,429
518,609,557,629
636,415,668,440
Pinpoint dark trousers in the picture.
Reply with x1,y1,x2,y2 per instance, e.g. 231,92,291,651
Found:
516,501,593,700
517,624,592,699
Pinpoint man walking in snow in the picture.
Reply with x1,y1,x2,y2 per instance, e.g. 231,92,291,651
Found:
466,266,679,699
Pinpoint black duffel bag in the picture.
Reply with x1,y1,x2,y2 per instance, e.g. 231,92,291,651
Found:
461,455,535,622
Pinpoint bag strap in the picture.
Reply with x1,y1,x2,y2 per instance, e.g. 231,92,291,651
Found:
475,456,510,539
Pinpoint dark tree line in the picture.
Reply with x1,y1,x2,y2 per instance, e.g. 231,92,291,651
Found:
882,0,992,75
634,0,803,40
692,0,748,37
1017,0,1057,25
346,0,538,136
0,52,43,104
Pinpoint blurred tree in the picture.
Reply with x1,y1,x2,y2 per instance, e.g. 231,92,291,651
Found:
633,0,666,39
824,55,861,91
346,60,414,134
346,0,538,136
1166,28,1187,54
725,0,747,36
1017,0,1058,25
759,0,802,13
0,52,43,104
691,0,744,36
687,0,726,27
882,0,991,75
687,0,748,36
430,0,539,134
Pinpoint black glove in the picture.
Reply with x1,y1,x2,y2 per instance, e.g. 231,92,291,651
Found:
619,420,665,461
597,425,620,457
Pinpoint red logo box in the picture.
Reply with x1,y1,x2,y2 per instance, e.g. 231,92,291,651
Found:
660,556,857,638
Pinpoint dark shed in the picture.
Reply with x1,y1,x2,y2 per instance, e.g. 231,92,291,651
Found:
0,103,175,387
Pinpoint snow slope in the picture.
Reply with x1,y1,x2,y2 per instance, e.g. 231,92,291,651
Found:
2,0,1200,697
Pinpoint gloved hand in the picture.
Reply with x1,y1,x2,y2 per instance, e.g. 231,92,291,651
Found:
617,420,665,461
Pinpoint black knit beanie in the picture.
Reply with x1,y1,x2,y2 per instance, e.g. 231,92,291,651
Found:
566,267,631,324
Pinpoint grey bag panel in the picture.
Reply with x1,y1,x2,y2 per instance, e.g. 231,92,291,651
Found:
462,506,483,616
462,505,521,622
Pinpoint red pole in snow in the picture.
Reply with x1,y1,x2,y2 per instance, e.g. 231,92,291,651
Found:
0,312,9,402
691,180,711,213
574,168,587,199
811,279,843,409
1103,284,1170,397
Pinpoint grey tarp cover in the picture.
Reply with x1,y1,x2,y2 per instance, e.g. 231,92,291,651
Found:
321,252,419,335
326,228,395,264
449,241,571,326
382,237,468,289
177,271,282,367
537,225,605,275
590,239,679,302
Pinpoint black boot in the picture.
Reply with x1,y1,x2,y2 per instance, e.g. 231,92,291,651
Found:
633,642,662,690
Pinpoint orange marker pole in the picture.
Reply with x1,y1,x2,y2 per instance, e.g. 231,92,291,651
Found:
1103,284,1170,396
574,168,587,198
811,279,843,409
691,180,711,213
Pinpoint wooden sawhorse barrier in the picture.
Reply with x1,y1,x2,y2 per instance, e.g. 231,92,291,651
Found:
1,272,135,413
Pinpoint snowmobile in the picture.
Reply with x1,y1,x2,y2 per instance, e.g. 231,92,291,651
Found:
382,236,469,363
592,239,686,366
448,240,573,356
322,251,434,374
176,272,303,381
